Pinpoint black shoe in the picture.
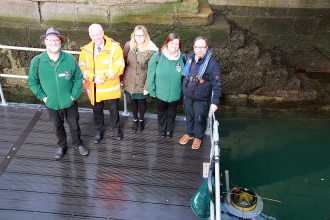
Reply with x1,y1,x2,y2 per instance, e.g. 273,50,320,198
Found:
138,120,144,132
132,119,138,133
114,129,123,140
94,131,103,144
166,131,172,139
75,145,89,156
55,147,67,160
160,132,166,138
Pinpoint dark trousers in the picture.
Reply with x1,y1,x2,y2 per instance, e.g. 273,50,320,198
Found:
46,101,83,148
156,97,178,134
183,97,210,140
130,98,146,120
93,99,120,132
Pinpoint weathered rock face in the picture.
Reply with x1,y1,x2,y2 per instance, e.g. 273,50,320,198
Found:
210,2,330,73
1,0,329,104
210,18,316,101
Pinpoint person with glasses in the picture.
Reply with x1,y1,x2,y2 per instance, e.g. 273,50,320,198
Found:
122,25,158,132
79,23,125,144
179,36,222,149
28,27,89,160
147,33,186,139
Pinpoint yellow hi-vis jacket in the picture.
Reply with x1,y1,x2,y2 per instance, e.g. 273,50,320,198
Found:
79,36,125,105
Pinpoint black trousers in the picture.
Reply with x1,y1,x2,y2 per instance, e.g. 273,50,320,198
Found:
156,97,178,134
130,98,147,120
93,99,120,132
46,101,83,148
183,97,210,140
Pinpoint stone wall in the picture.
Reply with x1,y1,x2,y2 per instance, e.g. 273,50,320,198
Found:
1,0,330,103
209,0,330,72
0,0,202,30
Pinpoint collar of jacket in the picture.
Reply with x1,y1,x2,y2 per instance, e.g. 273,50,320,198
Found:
41,50,65,63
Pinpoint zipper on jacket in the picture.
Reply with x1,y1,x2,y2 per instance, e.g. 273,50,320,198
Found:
50,59,62,109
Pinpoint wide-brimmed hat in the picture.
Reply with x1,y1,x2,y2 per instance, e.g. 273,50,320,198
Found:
40,27,65,43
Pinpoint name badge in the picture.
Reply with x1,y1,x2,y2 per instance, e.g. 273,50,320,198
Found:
58,71,70,80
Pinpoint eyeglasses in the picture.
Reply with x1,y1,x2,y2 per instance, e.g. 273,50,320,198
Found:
194,46,207,50
45,39,61,43
135,35,145,38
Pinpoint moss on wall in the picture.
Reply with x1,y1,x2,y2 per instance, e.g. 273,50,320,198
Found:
111,4,174,25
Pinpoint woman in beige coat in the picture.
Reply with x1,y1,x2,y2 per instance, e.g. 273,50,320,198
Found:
122,25,158,132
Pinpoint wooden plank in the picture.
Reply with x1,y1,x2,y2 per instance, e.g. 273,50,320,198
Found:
0,104,210,220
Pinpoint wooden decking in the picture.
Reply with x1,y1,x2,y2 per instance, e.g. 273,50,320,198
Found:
0,103,210,220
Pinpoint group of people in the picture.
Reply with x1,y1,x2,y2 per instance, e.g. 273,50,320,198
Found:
27,24,222,160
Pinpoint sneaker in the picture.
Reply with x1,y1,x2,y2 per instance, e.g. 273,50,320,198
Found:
192,138,202,150
179,134,194,145
75,145,89,156
55,147,67,160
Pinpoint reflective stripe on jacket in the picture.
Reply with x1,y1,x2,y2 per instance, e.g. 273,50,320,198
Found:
79,35,125,105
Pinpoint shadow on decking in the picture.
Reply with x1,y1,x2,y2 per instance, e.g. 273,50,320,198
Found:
0,103,210,220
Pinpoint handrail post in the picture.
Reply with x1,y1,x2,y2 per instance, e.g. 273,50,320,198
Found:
0,82,9,106
121,93,130,116
208,109,221,220
213,119,221,220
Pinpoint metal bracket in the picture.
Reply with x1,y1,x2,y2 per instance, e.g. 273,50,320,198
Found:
203,162,210,178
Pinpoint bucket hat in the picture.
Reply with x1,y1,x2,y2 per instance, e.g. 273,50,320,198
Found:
40,27,65,43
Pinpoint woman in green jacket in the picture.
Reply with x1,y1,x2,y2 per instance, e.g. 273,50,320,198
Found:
147,33,185,138
122,25,158,132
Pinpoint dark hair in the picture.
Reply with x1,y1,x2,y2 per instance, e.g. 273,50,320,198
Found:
194,36,208,46
161,33,182,51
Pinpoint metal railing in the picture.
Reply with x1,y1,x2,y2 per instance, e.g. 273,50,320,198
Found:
0,45,130,115
205,109,221,220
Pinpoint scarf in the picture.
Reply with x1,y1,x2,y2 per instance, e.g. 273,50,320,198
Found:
162,48,181,61
183,50,212,78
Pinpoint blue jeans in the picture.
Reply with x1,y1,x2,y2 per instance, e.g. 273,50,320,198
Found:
46,101,83,148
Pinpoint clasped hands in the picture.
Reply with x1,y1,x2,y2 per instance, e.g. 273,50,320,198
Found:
94,71,116,84
94,75,105,85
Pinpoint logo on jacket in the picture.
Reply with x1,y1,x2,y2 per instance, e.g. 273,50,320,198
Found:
64,71,70,80
176,63,181,72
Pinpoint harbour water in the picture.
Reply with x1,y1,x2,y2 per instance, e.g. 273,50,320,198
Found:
218,116,330,219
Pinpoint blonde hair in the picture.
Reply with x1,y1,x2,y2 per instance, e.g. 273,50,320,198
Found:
129,25,151,52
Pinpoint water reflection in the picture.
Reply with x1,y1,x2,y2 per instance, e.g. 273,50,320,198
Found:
218,117,330,219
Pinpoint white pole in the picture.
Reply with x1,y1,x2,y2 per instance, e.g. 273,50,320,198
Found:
0,74,28,79
121,93,130,116
0,45,80,55
212,118,221,220
0,83,9,106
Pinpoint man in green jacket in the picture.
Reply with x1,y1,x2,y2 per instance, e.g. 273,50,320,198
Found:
28,27,89,160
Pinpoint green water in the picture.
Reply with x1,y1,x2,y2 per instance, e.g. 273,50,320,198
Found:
219,117,330,220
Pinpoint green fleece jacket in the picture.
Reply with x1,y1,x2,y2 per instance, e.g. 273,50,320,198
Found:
28,51,83,110
147,51,185,102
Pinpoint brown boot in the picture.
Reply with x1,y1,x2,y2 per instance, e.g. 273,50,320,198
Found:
179,134,194,145
192,138,202,150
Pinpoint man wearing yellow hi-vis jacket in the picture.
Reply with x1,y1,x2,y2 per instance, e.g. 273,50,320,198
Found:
79,23,125,143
